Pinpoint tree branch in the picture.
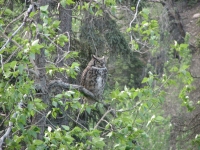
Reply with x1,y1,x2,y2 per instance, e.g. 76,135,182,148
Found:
48,80,116,117
48,80,98,102
129,0,141,28
0,4,34,52
0,102,23,150
129,0,142,50
94,108,114,129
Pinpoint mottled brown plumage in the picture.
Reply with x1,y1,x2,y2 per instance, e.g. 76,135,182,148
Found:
81,55,107,103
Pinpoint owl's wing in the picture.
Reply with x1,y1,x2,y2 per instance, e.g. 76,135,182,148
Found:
80,66,90,86
103,67,108,81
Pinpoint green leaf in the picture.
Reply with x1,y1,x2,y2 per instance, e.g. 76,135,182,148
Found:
4,8,13,16
89,7,94,14
29,52,35,60
52,101,57,107
62,125,70,131
71,126,82,134
52,108,59,118
64,90,75,97
55,93,63,99
86,107,91,114
52,20,61,28
18,64,24,74
142,77,148,83
4,70,12,78
66,0,75,5
57,34,69,46
33,139,44,145
154,116,165,123
126,27,132,33
40,5,48,12
61,0,75,7
71,62,80,68
13,135,24,143
29,11,37,18
65,51,79,59
32,39,39,46
106,132,113,138
92,137,105,148
10,61,17,69
60,0,66,7
34,98,42,103
34,98,46,110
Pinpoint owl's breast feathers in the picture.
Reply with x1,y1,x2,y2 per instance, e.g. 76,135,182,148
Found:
81,66,107,98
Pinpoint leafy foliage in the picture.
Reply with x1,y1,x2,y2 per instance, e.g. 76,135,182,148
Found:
0,0,196,150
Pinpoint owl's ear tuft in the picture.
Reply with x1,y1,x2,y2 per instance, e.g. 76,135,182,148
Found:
92,55,97,59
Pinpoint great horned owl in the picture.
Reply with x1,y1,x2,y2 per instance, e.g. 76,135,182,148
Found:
81,55,107,103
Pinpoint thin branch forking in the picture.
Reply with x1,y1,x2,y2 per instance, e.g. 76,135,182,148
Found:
0,4,34,52
129,0,142,50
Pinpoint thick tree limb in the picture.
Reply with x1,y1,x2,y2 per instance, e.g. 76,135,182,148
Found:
48,80,116,117
48,80,98,102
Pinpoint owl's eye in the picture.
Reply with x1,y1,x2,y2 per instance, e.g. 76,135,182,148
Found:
94,58,100,63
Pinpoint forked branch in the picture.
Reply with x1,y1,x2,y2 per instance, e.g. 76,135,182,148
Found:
0,3,35,52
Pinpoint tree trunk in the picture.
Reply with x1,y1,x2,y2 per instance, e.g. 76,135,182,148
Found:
33,0,49,140
59,4,72,52
162,1,186,149
54,4,73,125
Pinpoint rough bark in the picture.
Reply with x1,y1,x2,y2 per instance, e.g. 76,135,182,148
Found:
59,4,72,48
161,1,200,149
163,1,186,149
165,0,185,44
57,4,72,69
53,4,73,126
33,0,49,139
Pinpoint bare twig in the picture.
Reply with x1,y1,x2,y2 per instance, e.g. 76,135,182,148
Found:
66,31,70,52
1,32,23,50
129,0,142,50
0,102,23,150
3,48,21,65
94,108,114,129
0,111,13,128
4,12,25,33
0,55,4,74
66,114,89,131
0,4,34,52
76,105,84,122
129,0,141,28
55,31,71,64
38,32,64,52
23,68,39,77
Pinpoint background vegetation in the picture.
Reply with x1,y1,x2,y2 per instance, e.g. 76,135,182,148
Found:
0,0,200,149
